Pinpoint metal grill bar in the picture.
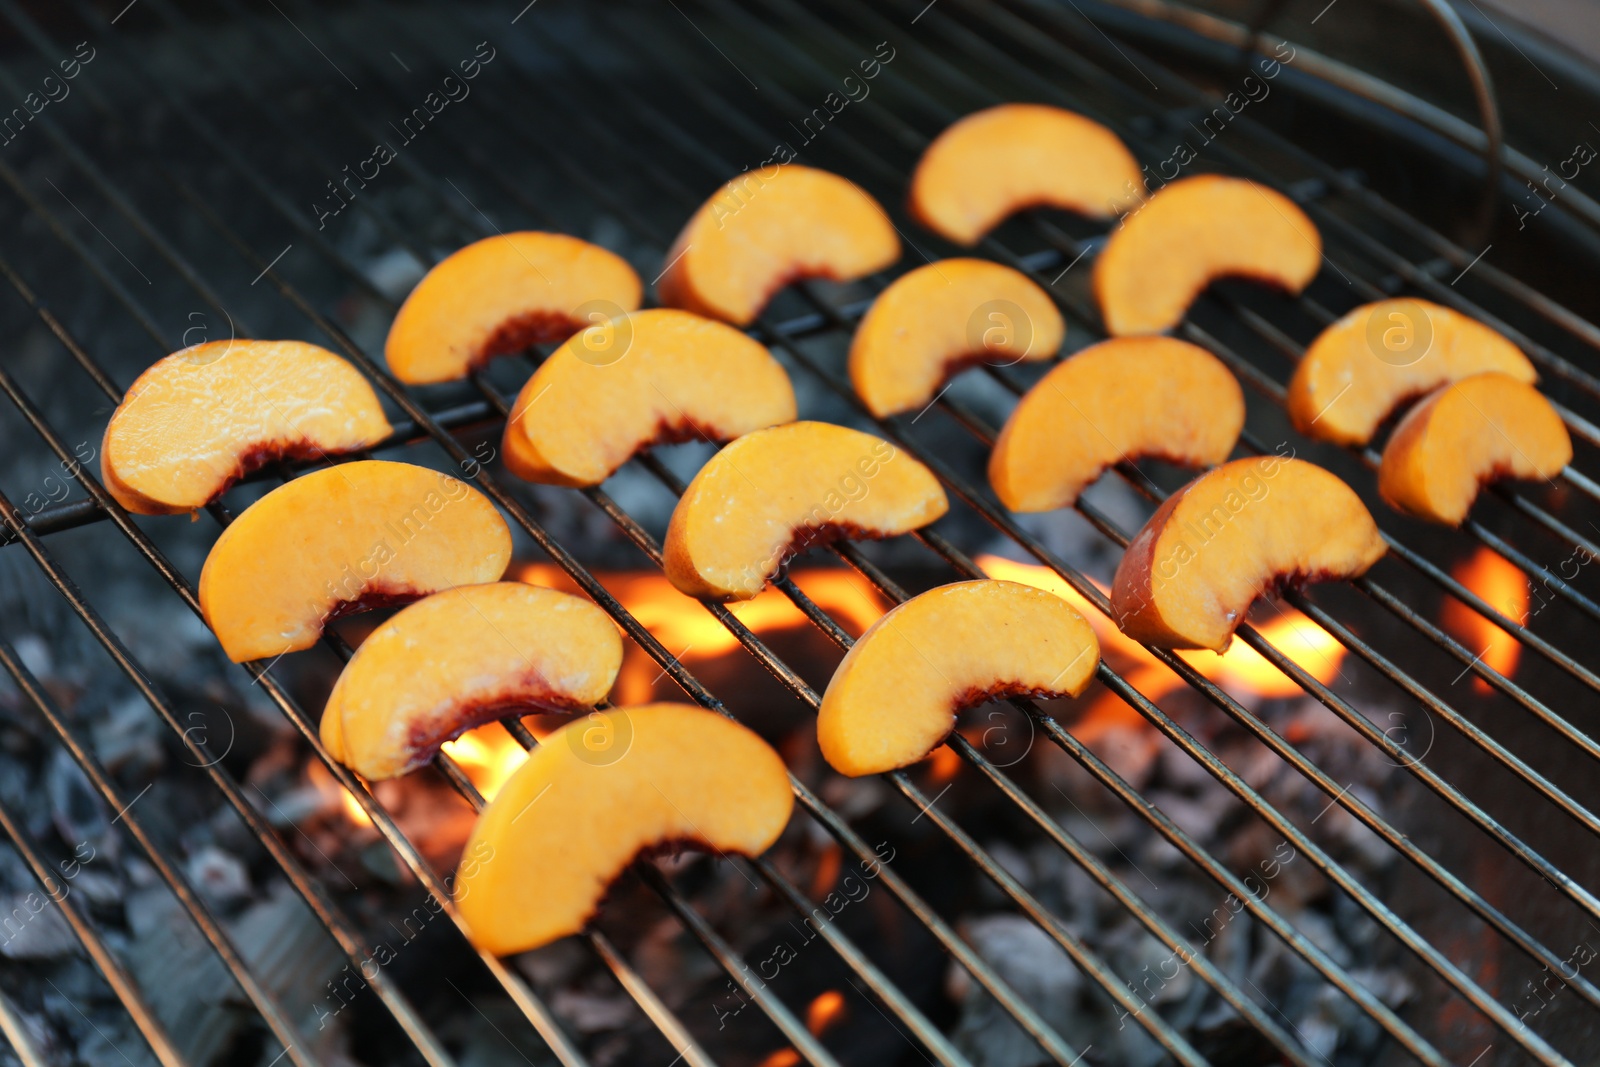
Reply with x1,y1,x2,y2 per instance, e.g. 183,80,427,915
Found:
0,0,1593,1062
40,14,1548,1067
428,9,1584,1060
0,14,1034,1067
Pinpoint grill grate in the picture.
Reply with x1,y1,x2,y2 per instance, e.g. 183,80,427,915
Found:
1,1,1599,1065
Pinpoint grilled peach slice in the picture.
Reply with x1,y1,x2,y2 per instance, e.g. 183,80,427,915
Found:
910,104,1144,245
321,583,621,779
502,309,797,487
657,165,899,326
1095,175,1321,336
1287,299,1538,446
1378,372,1570,525
455,703,793,955
1111,457,1385,651
849,259,1064,417
818,580,1099,777
101,340,392,515
199,461,512,662
663,422,947,600
386,232,642,384
989,337,1244,511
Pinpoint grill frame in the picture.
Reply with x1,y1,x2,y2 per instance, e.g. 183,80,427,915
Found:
0,1,1597,1065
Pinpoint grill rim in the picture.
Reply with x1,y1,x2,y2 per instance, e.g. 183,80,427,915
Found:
0,0,1593,1062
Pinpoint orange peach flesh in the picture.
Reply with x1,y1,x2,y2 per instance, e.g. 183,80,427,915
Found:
663,421,948,601
657,165,900,326
1378,372,1571,526
198,461,512,662
321,583,622,780
989,337,1244,511
1287,299,1538,447
454,703,794,955
849,258,1064,417
503,309,797,487
102,340,392,515
910,104,1144,245
1094,175,1321,337
385,232,642,384
818,580,1100,777
1111,457,1386,652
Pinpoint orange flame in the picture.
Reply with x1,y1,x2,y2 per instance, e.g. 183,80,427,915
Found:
973,554,1347,700
340,785,372,826
307,758,374,826
442,722,530,802
1179,612,1346,697
517,562,889,658
1442,547,1528,692
756,1052,800,1067
805,990,847,1035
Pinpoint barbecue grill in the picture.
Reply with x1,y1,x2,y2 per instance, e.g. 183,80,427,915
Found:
2,1,1599,1065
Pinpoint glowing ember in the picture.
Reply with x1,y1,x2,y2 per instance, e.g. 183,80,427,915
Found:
926,743,963,783
756,1051,800,1067
1442,547,1528,692
805,990,847,1035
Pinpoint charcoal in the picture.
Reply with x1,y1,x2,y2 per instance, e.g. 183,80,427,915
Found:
0,891,77,959
90,697,166,780
947,913,1088,1067
184,845,251,908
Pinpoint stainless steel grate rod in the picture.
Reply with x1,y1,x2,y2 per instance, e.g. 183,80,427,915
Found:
3,0,1600,1062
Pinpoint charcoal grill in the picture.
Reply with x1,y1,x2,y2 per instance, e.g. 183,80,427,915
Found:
2,0,1600,1064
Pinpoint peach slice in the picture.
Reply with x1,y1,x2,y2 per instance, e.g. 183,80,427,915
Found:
663,422,948,601
502,309,797,487
818,580,1100,777
1287,299,1538,446
849,259,1064,417
1378,372,1570,525
101,340,392,515
1111,457,1385,651
909,104,1144,245
321,583,622,780
454,703,793,955
988,337,1244,511
386,232,642,384
1094,175,1321,336
657,165,900,326
199,461,512,662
